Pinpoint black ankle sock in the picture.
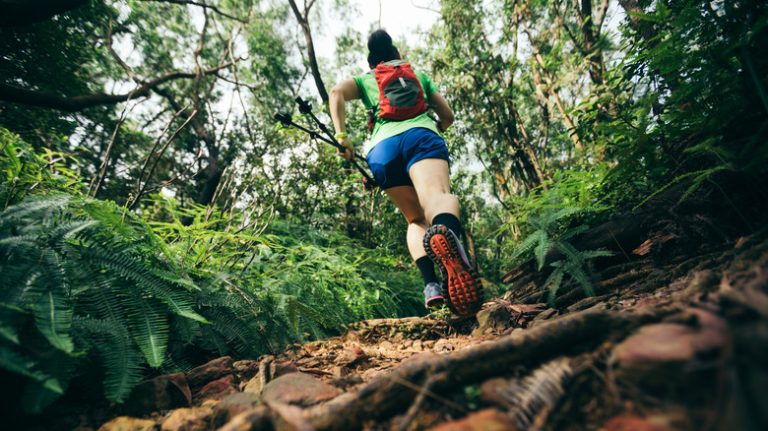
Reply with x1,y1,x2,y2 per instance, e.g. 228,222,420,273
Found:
432,212,464,238
415,256,439,285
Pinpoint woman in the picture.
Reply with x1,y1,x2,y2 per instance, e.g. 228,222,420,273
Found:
328,29,482,316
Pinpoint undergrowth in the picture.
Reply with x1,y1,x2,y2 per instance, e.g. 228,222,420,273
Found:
0,129,421,413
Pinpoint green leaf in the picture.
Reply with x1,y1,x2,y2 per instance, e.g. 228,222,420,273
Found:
128,300,169,368
33,251,74,353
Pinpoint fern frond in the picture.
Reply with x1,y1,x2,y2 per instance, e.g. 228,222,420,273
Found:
80,244,207,323
31,250,74,353
0,194,69,224
101,333,143,402
560,224,589,241
533,235,553,271
512,229,546,260
569,264,596,297
126,298,169,368
0,344,55,386
545,266,565,305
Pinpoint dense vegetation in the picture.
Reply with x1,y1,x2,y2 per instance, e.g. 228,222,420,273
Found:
0,0,766,416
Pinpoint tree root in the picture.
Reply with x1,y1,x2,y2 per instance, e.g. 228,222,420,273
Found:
300,308,666,430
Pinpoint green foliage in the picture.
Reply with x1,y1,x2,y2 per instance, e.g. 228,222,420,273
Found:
0,133,422,413
509,205,612,305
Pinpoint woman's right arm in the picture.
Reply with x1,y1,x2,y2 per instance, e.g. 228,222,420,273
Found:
428,91,455,132
329,79,360,160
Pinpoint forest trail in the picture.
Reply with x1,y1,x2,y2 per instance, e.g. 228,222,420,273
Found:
91,227,768,431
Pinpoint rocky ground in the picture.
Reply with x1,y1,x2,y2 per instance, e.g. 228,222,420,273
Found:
83,226,768,431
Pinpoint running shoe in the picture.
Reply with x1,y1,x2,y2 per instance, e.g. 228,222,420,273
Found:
424,224,483,316
423,281,445,308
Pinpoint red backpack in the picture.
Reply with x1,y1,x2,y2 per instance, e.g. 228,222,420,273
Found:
372,61,428,123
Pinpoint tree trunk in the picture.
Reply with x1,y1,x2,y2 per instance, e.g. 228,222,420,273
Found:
288,0,329,103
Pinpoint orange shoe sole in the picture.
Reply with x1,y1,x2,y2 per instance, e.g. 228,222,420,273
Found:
424,225,483,316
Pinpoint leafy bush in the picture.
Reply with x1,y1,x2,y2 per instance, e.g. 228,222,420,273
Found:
0,130,423,413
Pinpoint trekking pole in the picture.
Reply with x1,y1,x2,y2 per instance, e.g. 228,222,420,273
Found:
273,111,377,190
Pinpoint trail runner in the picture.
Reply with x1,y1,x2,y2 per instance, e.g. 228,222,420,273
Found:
328,29,483,316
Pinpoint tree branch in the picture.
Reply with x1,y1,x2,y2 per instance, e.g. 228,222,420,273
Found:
287,0,328,103
0,61,238,112
138,0,248,23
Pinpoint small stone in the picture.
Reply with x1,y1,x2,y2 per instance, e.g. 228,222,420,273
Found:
331,366,349,379
433,339,456,352
211,392,261,427
97,416,156,431
430,409,519,431
160,406,213,431
195,375,237,402
600,415,671,431
242,375,264,396
472,303,512,337
260,373,341,407
273,360,299,376
232,360,260,380
612,309,727,386
412,339,424,351
124,373,191,416
336,345,367,366
185,357,233,390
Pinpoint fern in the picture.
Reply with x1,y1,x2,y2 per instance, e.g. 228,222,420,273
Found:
509,206,613,305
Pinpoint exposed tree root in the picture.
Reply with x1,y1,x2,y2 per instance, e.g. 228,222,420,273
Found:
298,309,664,430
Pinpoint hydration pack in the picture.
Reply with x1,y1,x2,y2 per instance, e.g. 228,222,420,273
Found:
371,61,427,125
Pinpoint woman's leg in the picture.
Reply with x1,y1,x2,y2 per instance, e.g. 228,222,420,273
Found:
385,185,444,306
409,158,482,316
384,185,429,260
408,158,459,224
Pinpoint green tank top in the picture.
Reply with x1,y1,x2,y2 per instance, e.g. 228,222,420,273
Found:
353,60,441,155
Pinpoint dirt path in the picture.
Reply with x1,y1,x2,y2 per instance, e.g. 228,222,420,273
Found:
91,230,768,431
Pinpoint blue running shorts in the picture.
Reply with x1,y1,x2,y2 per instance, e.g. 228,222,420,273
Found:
365,127,450,190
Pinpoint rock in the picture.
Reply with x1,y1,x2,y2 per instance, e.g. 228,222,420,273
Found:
97,416,156,431
429,409,519,431
600,415,672,431
242,359,298,396
232,360,260,380
260,372,342,407
242,375,264,396
331,365,349,378
185,356,233,390
194,375,237,402
612,309,727,386
433,339,456,352
471,303,512,337
335,345,367,366
125,373,191,416
160,406,213,431
479,378,514,408
217,406,273,431
211,392,261,427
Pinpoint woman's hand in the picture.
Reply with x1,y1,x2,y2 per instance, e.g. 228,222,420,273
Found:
337,137,355,161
